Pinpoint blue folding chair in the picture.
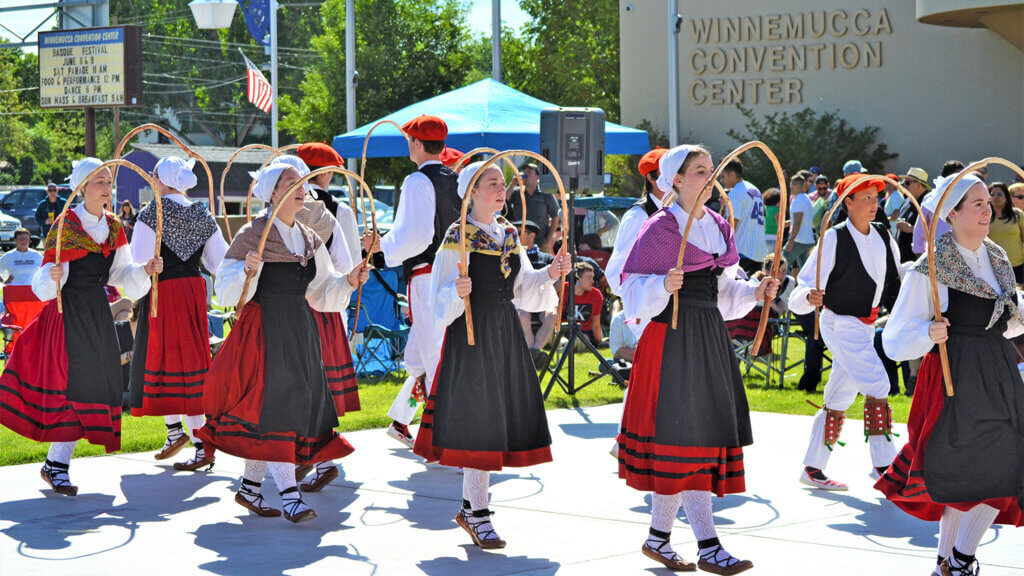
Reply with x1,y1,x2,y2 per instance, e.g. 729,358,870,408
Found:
347,266,409,381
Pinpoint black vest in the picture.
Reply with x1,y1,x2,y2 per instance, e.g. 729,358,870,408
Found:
401,163,460,280
822,221,901,317
634,194,660,217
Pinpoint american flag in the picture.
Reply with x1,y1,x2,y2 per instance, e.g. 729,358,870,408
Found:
242,52,273,113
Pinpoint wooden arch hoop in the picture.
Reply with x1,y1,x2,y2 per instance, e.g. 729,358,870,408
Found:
235,165,377,320
714,181,735,229
813,174,928,339
451,147,529,238
927,157,1024,397
112,123,213,230
673,142,787,356
56,159,163,318
219,143,278,240
356,120,410,231
460,150,570,346
246,143,301,221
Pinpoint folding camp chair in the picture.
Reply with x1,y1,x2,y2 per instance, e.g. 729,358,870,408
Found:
1,285,47,357
348,266,409,381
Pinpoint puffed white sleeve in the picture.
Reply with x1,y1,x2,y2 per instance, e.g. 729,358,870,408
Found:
327,221,355,275
130,219,157,265
109,243,152,301
215,256,261,307
379,173,435,268
512,248,559,313
335,202,362,267
620,273,671,320
430,247,465,329
882,269,945,361
200,228,229,274
31,262,66,301
716,264,759,321
789,230,835,315
306,243,356,313
605,208,645,296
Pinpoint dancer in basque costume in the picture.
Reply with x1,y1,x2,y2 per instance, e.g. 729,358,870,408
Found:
128,156,228,471
876,172,1024,576
0,158,158,496
196,162,367,523
617,145,777,573
412,161,570,549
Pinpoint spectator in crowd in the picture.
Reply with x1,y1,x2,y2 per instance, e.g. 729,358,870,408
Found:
118,200,137,241
810,175,831,231
988,181,1024,283
506,162,560,250
892,167,930,261
914,160,963,254
726,254,796,357
34,181,67,240
517,220,557,366
762,187,781,253
1009,182,1024,212
0,228,43,285
721,158,766,274
562,261,604,348
577,232,610,270
974,166,988,182
607,309,644,382
785,175,815,269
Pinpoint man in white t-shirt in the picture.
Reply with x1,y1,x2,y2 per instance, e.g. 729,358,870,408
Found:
722,158,766,275
0,229,43,286
785,175,816,268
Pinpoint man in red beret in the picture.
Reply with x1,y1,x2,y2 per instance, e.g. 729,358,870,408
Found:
362,114,460,449
788,176,903,491
439,147,465,168
296,143,361,267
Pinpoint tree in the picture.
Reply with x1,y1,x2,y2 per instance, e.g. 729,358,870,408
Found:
280,0,474,188
727,105,899,187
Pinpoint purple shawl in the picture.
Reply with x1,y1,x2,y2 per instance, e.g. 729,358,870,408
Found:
621,206,738,282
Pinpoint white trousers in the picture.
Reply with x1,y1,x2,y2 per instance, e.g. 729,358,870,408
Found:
388,273,445,425
803,310,897,470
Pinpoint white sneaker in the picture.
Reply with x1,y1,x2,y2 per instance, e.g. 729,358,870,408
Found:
869,469,881,481
609,442,619,459
386,423,415,449
799,470,848,491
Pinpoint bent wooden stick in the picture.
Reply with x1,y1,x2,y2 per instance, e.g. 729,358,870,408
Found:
220,144,278,240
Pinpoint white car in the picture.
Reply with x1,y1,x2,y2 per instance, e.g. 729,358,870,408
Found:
0,209,21,250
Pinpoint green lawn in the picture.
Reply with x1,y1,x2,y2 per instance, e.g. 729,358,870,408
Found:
0,333,913,466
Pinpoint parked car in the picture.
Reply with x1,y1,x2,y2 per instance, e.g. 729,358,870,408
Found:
0,186,72,237
328,186,395,234
0,209,21,250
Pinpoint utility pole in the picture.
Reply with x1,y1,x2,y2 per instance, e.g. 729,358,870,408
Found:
667,0,680,147
492,0,501,82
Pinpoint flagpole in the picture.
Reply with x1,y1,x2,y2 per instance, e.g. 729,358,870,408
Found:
270,0,279,148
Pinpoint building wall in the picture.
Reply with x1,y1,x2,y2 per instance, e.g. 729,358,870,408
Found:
620,0,1024,178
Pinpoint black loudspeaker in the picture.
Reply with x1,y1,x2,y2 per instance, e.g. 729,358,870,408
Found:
539,107,605,193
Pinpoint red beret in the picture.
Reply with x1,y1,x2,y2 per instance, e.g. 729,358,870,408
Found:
835,174,886,198
402,115,448,141
439,147,464,167
638,148,667,176
296,142,343,167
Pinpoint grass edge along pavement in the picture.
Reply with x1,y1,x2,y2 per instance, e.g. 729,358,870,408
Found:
0,338,913,466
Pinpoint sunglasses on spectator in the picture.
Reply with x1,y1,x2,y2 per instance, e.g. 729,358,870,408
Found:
1013,194,1024,200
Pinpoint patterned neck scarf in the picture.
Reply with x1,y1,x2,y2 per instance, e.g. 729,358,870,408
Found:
225,215,322,266
137,200,218,262
43,209,126,264
295,198,336,243
913,231,1024,329
441,216,521,278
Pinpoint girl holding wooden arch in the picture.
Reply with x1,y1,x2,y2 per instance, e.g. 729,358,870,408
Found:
0,158,161,497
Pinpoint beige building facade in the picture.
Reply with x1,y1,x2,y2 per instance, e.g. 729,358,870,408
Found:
620,0,1024,176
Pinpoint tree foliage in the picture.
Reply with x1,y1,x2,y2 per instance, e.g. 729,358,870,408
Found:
727,105,899,187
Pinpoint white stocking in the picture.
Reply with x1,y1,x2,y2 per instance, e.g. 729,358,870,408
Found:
46,441,78,465
680,490,717,541
183,414,205,443
462,468,490,511
267,461,297,493
954,504,998,556
650,492,682,534
938,507,964,560
242,460,267,484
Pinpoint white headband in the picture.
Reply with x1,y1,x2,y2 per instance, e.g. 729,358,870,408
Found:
925,171,985,220
249,162,295,204
656,145,707,193
457,160,504,199
68,157,105,192
154,156,198,192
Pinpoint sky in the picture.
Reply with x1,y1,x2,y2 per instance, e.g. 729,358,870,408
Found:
0,0,531,54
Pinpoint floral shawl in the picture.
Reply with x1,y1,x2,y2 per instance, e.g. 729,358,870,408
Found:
43,209,127,265
440,216,521,278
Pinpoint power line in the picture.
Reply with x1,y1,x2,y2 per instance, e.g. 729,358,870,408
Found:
143,33,318,55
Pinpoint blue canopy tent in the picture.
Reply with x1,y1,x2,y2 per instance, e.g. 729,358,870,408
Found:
332,79,651,158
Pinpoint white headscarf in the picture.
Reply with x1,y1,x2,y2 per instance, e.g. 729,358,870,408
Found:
154,156,198,192
249,162,295,204
68,157,105,192
924,171,985,220
272,155,312,193
457,160,501,200
656,145,707,193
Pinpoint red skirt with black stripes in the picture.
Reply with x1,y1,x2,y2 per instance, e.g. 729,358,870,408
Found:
874,353,1023,526
0,299,121,453
314,310,359,415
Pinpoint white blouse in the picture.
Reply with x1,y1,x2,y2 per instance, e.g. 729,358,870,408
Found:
606,194,663,296
214,217,355,313
789,222,903,316
32,204,151,301
379,160,441,269
619,203,759,321
430,215,561,329
130,193,229,275
882,240,1024,362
